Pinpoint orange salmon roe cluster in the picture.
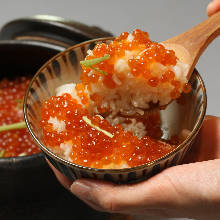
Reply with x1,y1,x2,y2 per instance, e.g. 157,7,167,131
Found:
0,77,41,157
75,83,89,105
81,29,191,99
41,94,175,168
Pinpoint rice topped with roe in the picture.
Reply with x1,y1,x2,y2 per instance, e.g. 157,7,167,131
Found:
40,29,191,169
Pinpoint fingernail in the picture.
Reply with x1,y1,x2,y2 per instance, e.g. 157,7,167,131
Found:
70,180,101,208
70,181,91,198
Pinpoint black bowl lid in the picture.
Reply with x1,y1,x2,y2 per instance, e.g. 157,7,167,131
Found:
0,15,113,48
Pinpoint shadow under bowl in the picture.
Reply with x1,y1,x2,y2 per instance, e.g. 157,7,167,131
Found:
24,38,207,184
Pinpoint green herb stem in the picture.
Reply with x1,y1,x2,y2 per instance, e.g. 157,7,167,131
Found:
80,54,110,67
90,66,108,76
18,152,27,157
15,99,24,109
0,149,5,157
82,116,114,138
15,99,23,104
80,54,110,75
0,121,26,132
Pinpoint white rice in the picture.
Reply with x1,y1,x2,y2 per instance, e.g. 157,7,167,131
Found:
60,141,72,160
48,116,66,133
56,83,83,105
87,55,188,116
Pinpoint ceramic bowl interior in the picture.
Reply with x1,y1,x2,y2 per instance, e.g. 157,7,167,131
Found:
24,38,207,183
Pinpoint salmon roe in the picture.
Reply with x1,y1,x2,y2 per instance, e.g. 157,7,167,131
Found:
0,77,41,157
75,83,89,105
80,29,178,89
41,94,176,168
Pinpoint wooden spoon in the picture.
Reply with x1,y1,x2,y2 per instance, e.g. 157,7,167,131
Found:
162,11,220,80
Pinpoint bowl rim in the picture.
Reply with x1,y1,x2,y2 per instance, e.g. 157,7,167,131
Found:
0,152,45,167
0,39,66,51
24,37,207,173
0,15,113,43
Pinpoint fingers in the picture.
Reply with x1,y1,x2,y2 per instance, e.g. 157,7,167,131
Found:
70,173,176,216
70,115,220,218
207,0,220,16
47,159,72,190
70,159,220,219
183,115,220,163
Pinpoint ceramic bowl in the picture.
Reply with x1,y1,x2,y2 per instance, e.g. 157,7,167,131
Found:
24,38,207,184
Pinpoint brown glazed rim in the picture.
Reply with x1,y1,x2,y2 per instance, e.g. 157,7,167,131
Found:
24,37,207,174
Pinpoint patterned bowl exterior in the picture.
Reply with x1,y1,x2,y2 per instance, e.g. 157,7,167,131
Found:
24,38,207,184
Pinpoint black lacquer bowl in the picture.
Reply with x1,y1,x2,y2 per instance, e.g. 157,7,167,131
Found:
24,38,207,184
0,40,66,202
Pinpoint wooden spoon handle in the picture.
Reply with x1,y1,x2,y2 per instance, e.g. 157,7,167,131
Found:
163,11,220,71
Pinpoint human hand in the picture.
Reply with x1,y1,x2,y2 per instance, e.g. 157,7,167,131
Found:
207,0,220,16
50,115,220,220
